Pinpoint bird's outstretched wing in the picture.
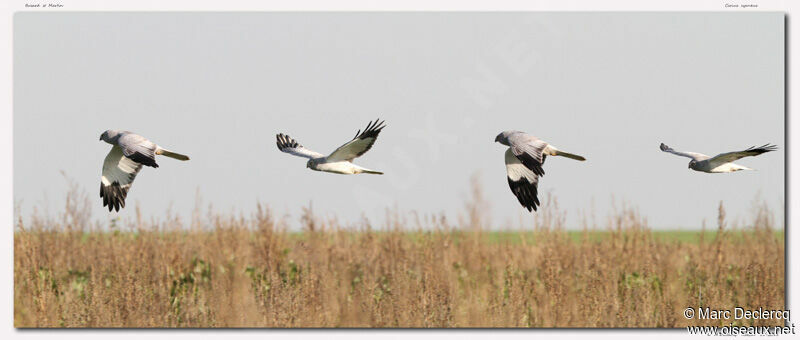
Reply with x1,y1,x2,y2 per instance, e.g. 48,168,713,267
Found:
327,119,386,162
708,144,778,164
100,145,143,212
118,133,159,168
276,133,325,159
507,133,548,177
505,148,540,212
659,143,709,161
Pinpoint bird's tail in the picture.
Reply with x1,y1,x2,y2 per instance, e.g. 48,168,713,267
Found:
156,147,190,161
554,150,586,161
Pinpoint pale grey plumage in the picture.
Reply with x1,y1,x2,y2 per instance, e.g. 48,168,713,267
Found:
101,130,159,167
276,119,386,175
495,131,586,212
660,142,777,173
99,130,190,212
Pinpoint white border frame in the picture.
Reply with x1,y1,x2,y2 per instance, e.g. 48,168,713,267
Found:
2,1,795,339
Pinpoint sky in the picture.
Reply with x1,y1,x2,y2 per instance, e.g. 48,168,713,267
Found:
13,12,784,230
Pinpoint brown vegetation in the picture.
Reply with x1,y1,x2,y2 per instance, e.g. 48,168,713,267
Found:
14,181,784,328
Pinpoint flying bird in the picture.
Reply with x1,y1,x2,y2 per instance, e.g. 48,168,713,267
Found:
277,119,386,175
99,130,190,212
660,142,778,173
495,131,586,212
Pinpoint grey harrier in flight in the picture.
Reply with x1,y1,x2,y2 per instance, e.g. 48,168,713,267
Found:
99,130,189,212
495,131,586,212
660,142,778,173
277,119,385,175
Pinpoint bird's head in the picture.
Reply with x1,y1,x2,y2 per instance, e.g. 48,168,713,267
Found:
99,130,121,144
306,159,314,169
688,160,696,170
495,131,513,146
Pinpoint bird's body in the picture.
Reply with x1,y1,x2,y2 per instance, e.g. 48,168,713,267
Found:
659,143,776,173
99,130,189,212
703,162,752,173
495,131,585,212
307,159,383,175
277,119,386,175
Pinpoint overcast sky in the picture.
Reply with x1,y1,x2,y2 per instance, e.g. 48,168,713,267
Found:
13,12,784,230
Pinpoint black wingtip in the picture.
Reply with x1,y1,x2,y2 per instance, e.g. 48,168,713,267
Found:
100,182,128,212
276,133,284,151
507,177,540,213
354,118,386,140
276,133,300,151
745,143,779,154
761,143,779,151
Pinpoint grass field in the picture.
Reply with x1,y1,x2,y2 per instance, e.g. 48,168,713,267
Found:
471,230,784,245
13,185,785,328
